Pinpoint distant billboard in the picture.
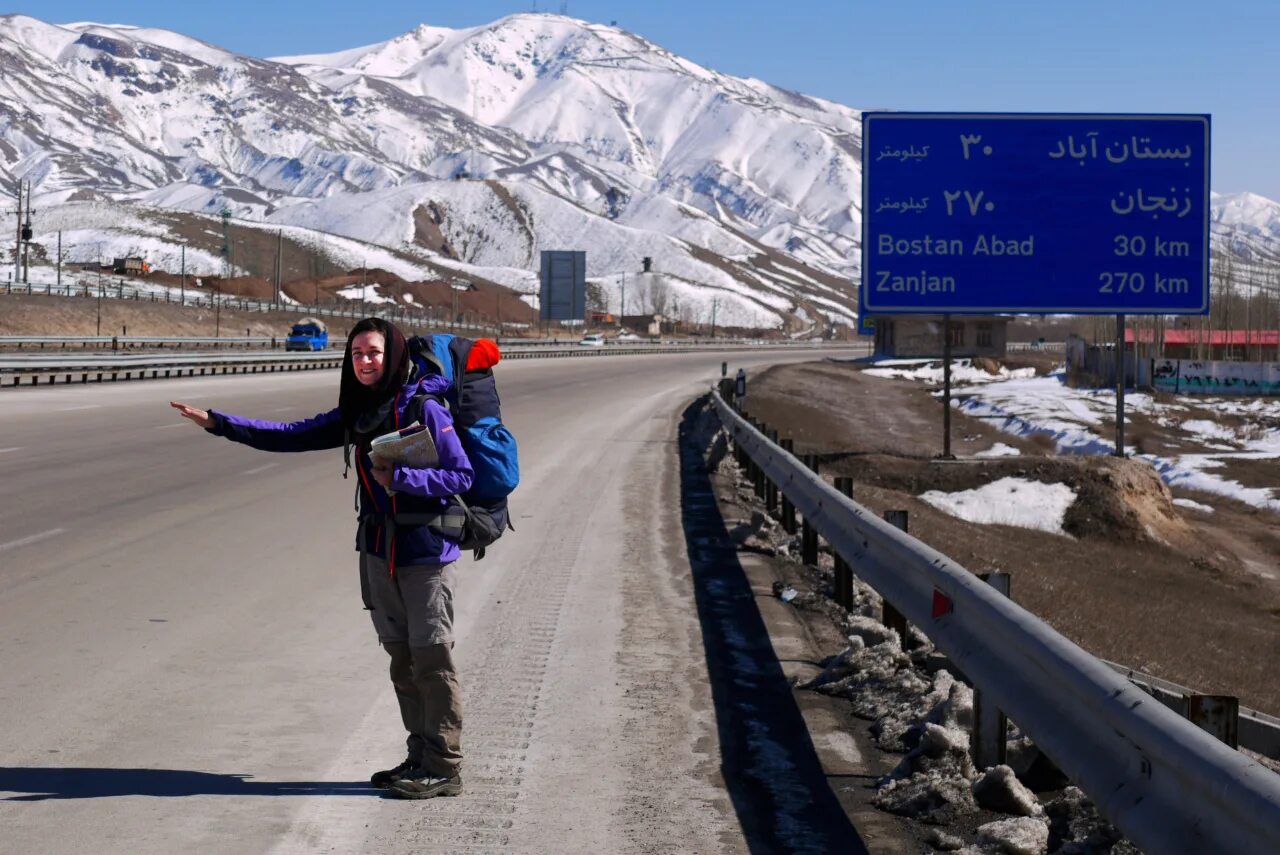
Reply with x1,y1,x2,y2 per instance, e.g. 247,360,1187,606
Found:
539,250,587,321
861,112,1210,315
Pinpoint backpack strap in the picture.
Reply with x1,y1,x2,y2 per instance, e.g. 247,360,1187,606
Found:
409,389,452,422
358,508,468,558
418,349,447,378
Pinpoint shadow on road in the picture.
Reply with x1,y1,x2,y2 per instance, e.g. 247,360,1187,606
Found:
678,399,871,855
0,767,377,801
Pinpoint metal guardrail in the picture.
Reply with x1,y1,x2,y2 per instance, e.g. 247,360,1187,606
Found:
0,334,849,353
0,351,344,386
0,341,862,388
1102,660,1280,761
0,335,286,350
711,390,1280,855
1006,341,1066,353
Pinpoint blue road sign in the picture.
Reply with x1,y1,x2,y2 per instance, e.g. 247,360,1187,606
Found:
861,113,1210,315
540,250,587,321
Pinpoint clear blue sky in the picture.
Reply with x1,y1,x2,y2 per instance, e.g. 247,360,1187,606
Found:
15,0,1280,200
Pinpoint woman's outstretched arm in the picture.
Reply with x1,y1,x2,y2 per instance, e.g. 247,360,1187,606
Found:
170,400,345,452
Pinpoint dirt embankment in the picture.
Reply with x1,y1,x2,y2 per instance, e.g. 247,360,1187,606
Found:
0,293,320,339
739,359,1280,715
0,280,539,340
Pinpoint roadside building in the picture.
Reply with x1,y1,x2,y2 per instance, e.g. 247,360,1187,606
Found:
1126,328,1280,361
872,315,1009,358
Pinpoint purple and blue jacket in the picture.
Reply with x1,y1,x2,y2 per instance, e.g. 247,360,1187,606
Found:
207,373,473,568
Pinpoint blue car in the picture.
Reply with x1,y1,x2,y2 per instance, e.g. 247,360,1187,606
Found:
285,319,329,351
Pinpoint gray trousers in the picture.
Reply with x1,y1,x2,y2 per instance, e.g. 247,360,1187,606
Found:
363,553,463,776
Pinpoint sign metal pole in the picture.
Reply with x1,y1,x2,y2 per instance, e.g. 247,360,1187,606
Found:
1115,313,1126,457
942,313,953,459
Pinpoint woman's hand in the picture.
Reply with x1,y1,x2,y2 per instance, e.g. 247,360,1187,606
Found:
371,461,396,489
170,401,213,430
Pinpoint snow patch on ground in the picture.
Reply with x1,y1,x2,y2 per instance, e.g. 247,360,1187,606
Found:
1172,497,1215,513
864,358,1036,385
919,478,1077,535
940,373,1280,513
974,442,1022,458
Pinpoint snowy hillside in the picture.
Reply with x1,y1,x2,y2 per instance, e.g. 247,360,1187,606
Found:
0,12,859,331
1210,191,1280,264
2,12,1275,330
275,16,860,259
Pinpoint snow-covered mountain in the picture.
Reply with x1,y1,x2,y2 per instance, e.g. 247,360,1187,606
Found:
1,12,1275,329
0,13,858,330
1211,191,1280,266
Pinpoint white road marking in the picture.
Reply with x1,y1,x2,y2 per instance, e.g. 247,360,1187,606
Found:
55,405,102,412
0,447,21,453
242,462,280,476
154,423,187,430
0,528,66,553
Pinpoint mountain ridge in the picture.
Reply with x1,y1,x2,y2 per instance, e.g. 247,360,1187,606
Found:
2,12,1277,329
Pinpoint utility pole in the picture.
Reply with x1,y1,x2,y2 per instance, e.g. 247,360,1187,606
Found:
711,296,717,338
56,230,62,290
180,243,186,305
10,180,21,285
22,182,33,284
275,229,283,306
220,207,232,281
620,271,626,319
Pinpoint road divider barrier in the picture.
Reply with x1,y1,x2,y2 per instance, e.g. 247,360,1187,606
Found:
0,341,864,388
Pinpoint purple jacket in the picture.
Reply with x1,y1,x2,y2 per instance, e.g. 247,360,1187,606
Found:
207,372,473,566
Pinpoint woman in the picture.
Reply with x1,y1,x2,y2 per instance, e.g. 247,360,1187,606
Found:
171,317,472,800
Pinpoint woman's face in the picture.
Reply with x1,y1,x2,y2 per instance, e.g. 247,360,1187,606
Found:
351,330,386,386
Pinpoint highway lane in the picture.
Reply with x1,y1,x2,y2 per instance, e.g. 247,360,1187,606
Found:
0,347,866,854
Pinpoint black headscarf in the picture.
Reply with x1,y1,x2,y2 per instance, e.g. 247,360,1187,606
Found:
339,317,410,446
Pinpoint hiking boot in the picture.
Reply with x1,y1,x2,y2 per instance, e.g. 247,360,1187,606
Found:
370,757,416,789
389,768,463,800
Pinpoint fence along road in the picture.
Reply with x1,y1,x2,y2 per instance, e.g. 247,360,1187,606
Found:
712,391,1280,855
0,347,878,855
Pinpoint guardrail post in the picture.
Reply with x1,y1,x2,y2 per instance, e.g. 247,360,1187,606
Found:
1186,695,1239,749
801,454,820,565
779,439,797,534
765,429,779,514
880,510,911,644
972,571,1011,769
752,421,767,499
833,477,855,609
111,336,118,352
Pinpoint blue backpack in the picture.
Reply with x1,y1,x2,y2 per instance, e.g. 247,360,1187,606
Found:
407,333,519,559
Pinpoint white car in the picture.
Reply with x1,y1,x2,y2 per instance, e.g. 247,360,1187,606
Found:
616,332,642,342
578,333,606,347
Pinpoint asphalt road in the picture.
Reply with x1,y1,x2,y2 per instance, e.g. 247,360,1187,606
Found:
0,347,867,855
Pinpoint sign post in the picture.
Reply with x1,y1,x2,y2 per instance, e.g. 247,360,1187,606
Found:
862,113,1210,456
1116,313,1126,456
942,314,953,458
